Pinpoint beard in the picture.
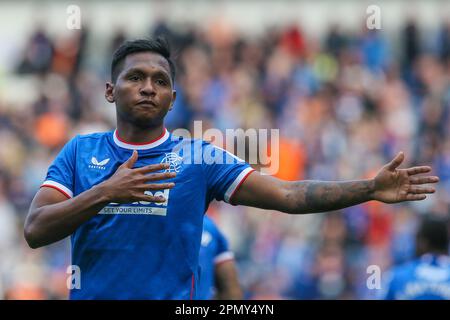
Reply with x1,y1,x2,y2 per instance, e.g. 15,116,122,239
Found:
116,105,169,129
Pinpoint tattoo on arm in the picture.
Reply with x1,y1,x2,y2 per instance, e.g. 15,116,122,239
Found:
286,180,375,214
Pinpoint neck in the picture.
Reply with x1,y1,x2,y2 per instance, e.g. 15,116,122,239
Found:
116,121,165,144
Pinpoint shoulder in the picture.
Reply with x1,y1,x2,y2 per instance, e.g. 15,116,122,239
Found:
203,216,228,244
203,216,217,233
57,132,112,155
66,131,112,149
167,135,218,158
169,134,210,147
76,131,112,141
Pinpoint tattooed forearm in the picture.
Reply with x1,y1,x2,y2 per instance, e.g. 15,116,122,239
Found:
286,179,376,214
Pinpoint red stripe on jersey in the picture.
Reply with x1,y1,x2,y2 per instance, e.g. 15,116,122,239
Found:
229,169,256,204
40,184,71,199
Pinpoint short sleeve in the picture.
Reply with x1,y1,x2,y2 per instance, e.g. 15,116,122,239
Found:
41,136,78,198
202,143,255,204
209,219,234,265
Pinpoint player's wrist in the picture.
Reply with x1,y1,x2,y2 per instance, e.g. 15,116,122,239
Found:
367,178,377,201
92,182,114,204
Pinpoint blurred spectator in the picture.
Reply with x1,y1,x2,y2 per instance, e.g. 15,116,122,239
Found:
380,216,450,300
16,27,53,75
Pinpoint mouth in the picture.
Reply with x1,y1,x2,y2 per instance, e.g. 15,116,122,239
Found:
136,100,157,107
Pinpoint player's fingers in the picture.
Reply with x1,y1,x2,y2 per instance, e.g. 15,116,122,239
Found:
410,176,439,184
137,163,170,173
405,194,427,201
408,186,435,194
386,152,404,171
143,172,177,182
120,150,138,169
137,182,175,191
406,166,432,175
137,194,167,203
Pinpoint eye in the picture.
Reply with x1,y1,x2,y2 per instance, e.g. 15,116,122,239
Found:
156,79,167,86
128,75,141,81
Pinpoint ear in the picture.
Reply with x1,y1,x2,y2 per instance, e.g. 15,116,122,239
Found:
169,90,177,111
105,82,115,103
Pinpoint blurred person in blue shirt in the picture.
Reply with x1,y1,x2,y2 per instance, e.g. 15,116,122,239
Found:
380,216,450,300
197,216,242,300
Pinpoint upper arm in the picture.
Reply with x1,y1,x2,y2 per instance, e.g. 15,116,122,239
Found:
27,187,70,224
24,185,74,249
230,171,292,212
31,186,71,209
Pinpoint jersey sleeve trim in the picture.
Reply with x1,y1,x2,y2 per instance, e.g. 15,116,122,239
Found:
214,251,235,265
224,167,255,204
41,180,73,198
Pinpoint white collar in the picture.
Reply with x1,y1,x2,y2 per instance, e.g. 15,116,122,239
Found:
113,128,170,150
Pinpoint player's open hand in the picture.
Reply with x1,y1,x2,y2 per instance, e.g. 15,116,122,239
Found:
372,152,439,203
100,150,176,203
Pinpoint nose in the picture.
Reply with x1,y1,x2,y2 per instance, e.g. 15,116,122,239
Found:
139,78,156,97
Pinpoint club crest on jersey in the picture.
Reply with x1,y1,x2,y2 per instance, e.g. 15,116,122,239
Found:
89,156,110,170
161,153,183,173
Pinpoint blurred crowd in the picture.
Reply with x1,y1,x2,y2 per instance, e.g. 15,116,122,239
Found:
1,15,450,299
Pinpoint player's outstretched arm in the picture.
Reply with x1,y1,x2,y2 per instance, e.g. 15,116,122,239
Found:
24,150,176,249
231,152,439,214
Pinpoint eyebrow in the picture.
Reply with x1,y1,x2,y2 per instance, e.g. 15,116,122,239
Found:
124,67,170,80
